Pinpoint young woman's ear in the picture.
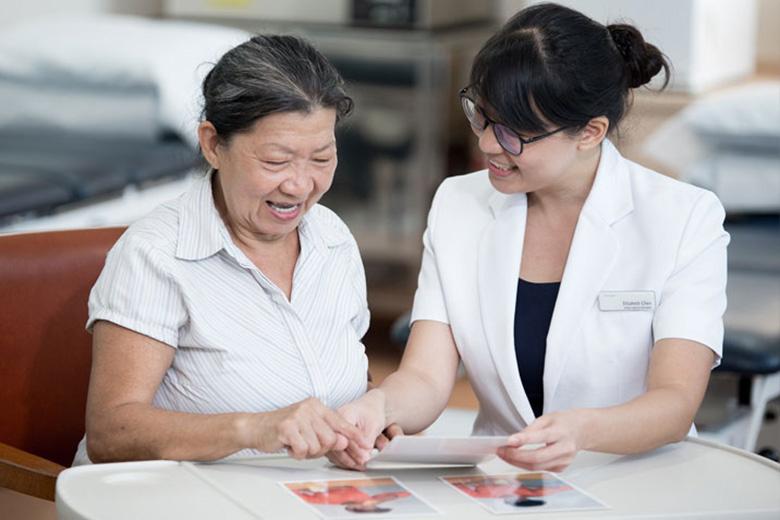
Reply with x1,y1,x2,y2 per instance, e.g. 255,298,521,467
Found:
578,116,609,151
198,121,221,170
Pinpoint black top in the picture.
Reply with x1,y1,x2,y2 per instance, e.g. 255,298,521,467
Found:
514,278,561,418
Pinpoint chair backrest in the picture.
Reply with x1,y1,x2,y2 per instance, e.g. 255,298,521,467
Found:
0,227,125,466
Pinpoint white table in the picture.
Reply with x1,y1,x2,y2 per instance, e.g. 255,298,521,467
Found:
56,438,780,519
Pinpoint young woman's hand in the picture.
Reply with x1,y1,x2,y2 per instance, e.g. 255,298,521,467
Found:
375,423,404,451
244,397,370,459
325,389,391,470
497,409,592,472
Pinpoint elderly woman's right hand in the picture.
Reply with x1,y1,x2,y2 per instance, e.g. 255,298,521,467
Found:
244,397,370,459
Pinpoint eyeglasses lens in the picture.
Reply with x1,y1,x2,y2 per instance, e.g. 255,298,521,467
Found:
462,94,523,156
493,124,522,155
462,97,485,131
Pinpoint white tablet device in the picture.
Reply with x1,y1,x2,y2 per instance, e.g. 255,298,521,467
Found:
367,436,510,467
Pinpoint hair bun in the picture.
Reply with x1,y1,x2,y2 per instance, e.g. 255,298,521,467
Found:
607,23,668,89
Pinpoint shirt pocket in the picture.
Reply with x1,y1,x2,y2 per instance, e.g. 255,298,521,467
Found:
596,308,655,401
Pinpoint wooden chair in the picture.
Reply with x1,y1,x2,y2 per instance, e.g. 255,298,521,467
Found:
0,227,125,500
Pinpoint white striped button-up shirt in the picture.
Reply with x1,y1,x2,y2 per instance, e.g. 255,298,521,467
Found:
73,173,369,464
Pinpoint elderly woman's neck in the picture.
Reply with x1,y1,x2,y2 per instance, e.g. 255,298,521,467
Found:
211,171,300,264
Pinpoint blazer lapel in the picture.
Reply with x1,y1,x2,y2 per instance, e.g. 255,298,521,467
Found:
478,191,536,426
544,140,634,407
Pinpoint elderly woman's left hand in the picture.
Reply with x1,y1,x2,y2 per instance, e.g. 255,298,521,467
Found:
497,409,592,473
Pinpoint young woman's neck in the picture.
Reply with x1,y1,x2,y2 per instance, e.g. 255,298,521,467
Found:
528,145,601,215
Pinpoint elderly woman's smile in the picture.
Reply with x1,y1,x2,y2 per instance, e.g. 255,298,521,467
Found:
266,201,301,218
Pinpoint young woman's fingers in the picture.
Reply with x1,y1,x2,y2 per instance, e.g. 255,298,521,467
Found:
375,423,404,450
547,461,573,473
325,449,363,471
324,408,373,449
342,442,369,470
498,442,574,470
500,454,573,472
527,453,575,472
507,425,561,447
506,416,554,445
375,433,390,450
345,440,373,466
385,423,404,439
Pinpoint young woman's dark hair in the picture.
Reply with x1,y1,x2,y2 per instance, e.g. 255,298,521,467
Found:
201,34,354,143
469,2,670,136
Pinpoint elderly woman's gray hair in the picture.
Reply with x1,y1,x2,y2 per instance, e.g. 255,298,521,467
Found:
201,34,353,142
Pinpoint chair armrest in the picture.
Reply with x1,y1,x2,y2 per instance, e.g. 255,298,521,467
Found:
0,442,65,501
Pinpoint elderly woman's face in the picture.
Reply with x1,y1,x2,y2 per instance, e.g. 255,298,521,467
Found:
210,108,337,241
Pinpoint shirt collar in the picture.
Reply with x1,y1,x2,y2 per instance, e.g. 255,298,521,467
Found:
175,171,350,262
300,206,352,251
175,171,228,261
580,139,634,225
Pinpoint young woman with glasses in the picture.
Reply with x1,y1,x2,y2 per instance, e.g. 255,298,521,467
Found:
331,3,729,472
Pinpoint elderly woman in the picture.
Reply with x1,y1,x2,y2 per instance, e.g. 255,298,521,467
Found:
74,35,372,464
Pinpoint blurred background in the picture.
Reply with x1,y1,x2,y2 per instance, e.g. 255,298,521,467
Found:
0,0,777,458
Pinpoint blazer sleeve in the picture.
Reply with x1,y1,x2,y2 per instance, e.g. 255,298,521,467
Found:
652,190,729,366
410,182,451,325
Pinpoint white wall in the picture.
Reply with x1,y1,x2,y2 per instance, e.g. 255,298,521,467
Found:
757,0,780,69
689,0,758,89
496,0,760,93
499,0,780,72
0,0,162,28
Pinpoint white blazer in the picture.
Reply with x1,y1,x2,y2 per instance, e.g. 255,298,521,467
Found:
410,140,729,435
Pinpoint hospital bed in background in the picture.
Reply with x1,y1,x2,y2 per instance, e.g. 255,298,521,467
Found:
644,81,780,214
700,217,780,459
641,81,780,458
0,130,199,227
0,15,250,232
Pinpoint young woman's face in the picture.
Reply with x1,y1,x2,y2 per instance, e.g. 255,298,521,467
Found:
211,108,337,242
477,121,581,195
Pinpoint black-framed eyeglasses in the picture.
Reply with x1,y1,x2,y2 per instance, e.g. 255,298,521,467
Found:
460,87,568,156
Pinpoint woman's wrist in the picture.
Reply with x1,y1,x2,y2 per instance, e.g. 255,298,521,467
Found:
233,411,273,452
232,412,252,450
574,408,598,452
364,388,390,426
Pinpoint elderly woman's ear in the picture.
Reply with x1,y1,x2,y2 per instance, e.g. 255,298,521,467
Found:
198,120,221,170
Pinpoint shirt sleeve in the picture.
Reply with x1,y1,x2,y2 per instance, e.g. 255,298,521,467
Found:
410,182,450,325
652,191,729,366
86,232,186,348
349,238,371,340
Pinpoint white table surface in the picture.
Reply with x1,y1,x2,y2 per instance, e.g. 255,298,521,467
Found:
56,437,780,519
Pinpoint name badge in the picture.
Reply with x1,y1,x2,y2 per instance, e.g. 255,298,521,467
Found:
598,291,655,312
